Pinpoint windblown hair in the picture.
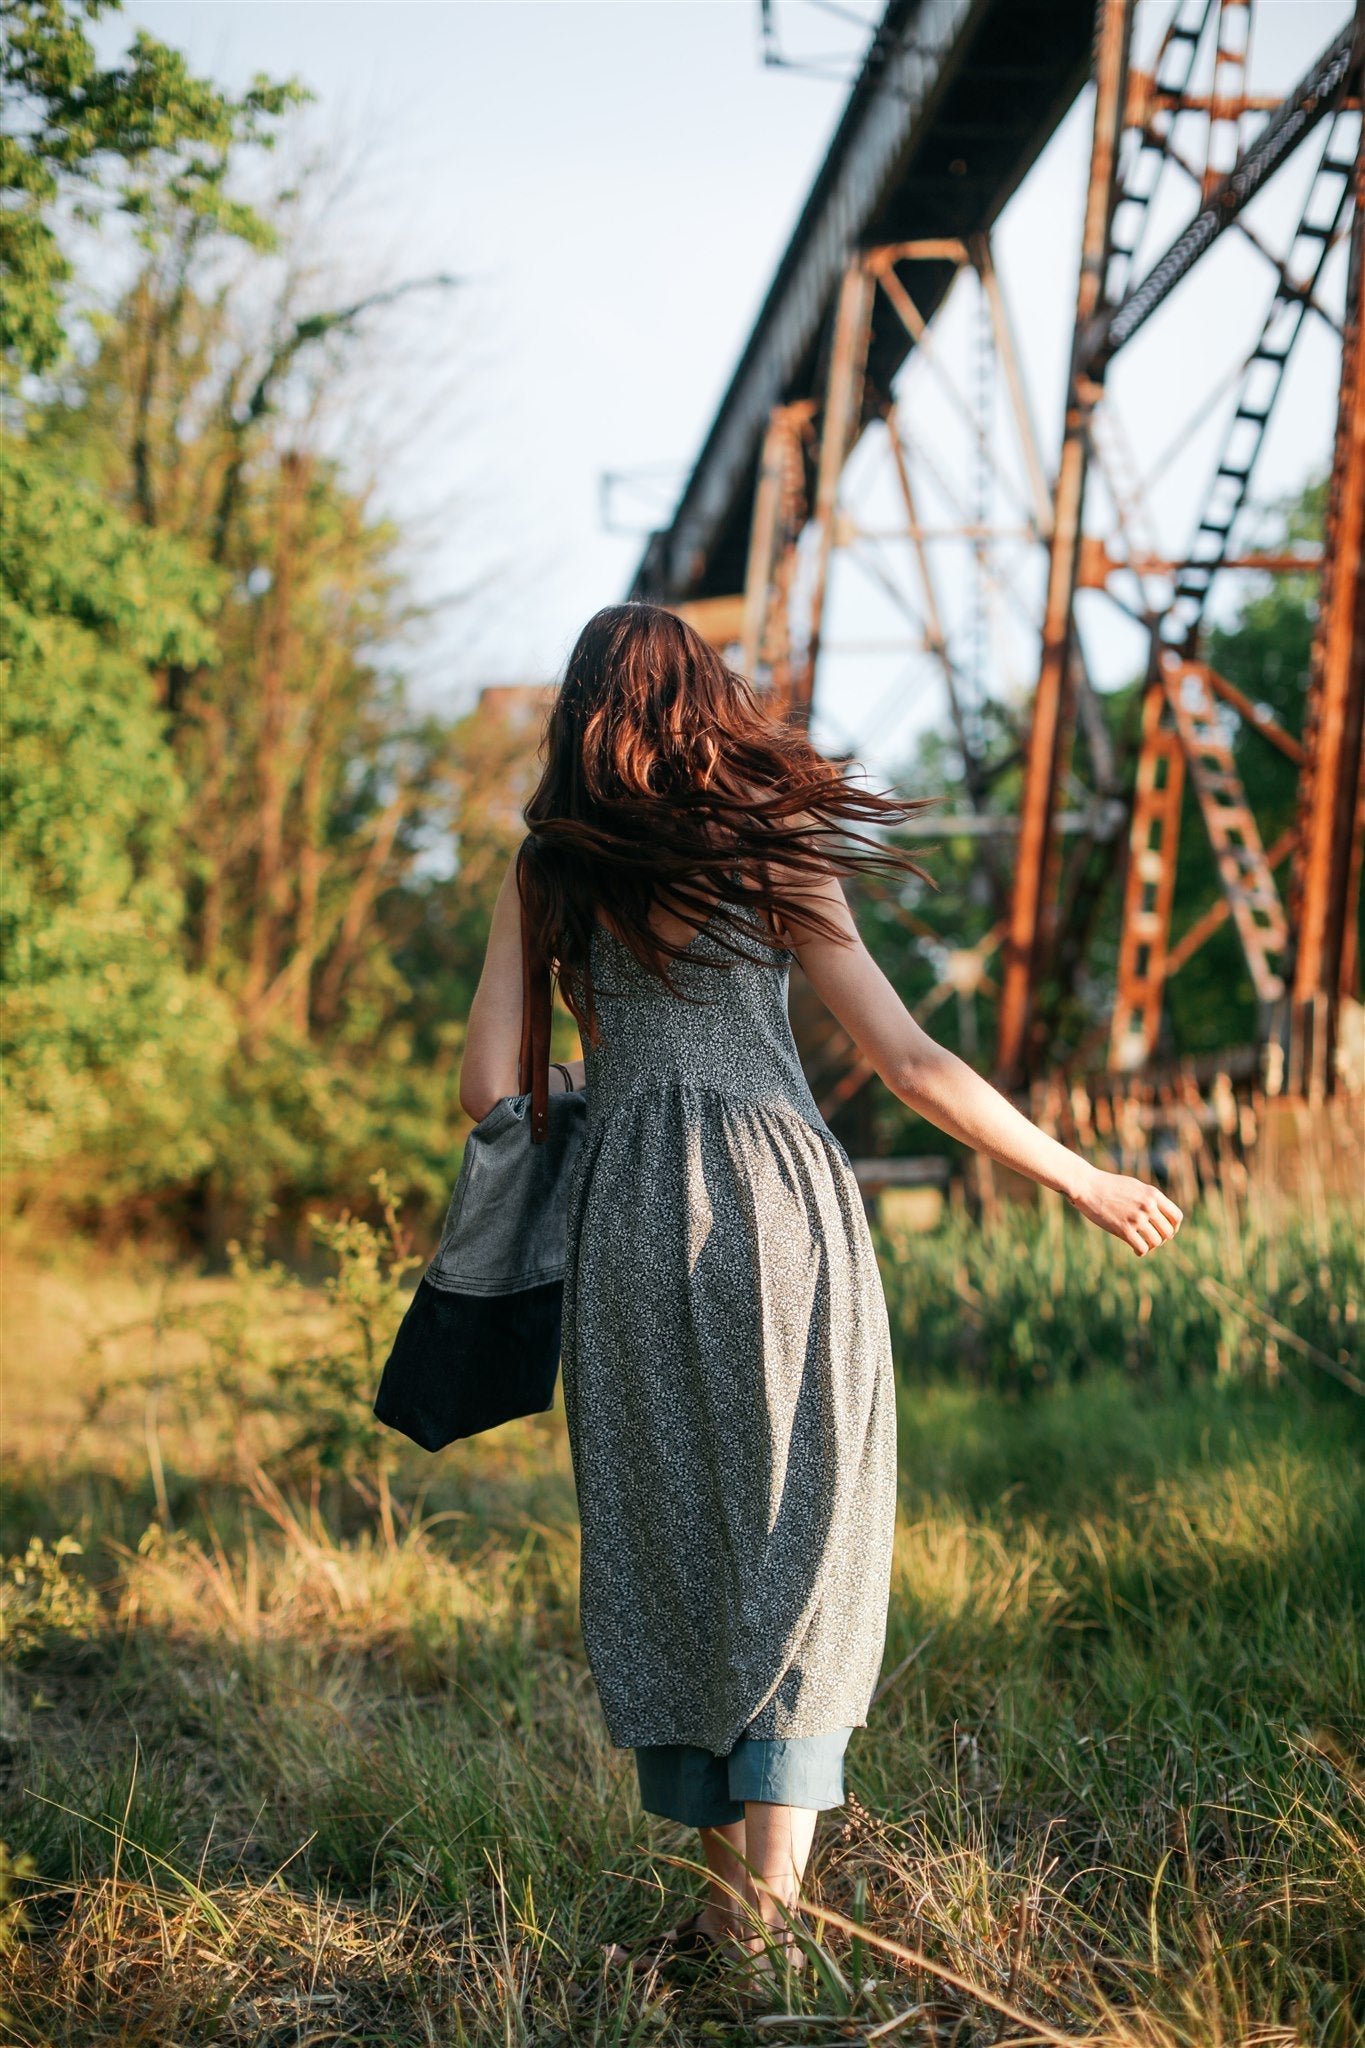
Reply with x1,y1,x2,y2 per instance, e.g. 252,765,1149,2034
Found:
519,602,934,1042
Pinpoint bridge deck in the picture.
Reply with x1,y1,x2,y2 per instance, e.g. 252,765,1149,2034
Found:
630,0,1095,607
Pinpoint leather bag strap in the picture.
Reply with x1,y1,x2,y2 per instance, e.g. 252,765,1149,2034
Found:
517,882,552,1144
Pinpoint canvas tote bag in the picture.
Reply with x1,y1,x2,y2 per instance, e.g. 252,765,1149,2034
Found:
373,903,585,1450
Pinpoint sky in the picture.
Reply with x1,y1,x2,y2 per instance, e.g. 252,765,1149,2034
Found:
102,0,1353,775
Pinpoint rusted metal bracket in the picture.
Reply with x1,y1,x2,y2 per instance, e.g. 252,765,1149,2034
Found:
739,400,814,710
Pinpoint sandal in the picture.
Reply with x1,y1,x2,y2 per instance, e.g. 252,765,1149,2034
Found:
602,1908,730,1973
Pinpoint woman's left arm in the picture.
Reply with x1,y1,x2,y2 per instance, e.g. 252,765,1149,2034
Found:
780,872,1183,1258
458,852,584,1123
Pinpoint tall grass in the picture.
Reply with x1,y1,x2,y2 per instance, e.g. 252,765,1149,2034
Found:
0,1107,1361,2043
878,1088,1363,1398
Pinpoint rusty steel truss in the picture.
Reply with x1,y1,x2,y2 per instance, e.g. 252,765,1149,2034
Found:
631,0,1364,1102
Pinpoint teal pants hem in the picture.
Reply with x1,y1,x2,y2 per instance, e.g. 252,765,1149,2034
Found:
634,1727,852,1828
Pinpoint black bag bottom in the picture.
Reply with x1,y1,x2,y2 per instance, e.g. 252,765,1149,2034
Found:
372,1274,562,1451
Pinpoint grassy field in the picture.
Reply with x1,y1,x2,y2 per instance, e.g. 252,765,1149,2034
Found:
1,1140,1363,2045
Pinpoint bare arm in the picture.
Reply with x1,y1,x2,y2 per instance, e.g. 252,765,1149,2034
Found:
457,853,584,1123
779,872,1182,1257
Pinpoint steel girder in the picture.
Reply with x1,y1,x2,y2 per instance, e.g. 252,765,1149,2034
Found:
1003,7,1361,1087
1289,147,1365,1098
629,0,1096,609
624,0,1362,1102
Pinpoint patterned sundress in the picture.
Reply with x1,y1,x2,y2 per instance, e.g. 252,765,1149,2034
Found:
558,894,898,1754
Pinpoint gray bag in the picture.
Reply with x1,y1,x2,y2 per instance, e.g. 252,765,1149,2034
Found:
425,1089,586,1296
373,903,585,1450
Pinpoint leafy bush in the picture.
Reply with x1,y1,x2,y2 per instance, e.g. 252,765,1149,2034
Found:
0,445,236,1205
87,1170,423,1496
0,1537,100,1666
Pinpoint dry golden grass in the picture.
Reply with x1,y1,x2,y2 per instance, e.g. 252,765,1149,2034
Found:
1,1162,1362,2043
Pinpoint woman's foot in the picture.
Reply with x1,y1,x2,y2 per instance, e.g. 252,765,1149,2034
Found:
602,1904,744,1972
730,1916,810,2002
601,1903,809,1992
694,1903,749,1946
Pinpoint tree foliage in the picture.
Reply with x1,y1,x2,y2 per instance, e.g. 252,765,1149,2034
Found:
0,437,234,1194
1,0,304,378
1,1,481,1241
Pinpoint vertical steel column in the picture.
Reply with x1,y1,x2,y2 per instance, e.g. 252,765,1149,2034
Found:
1203,0,1253,200
790,259,876,727
739,400,812,716
1290,118,1365,1097
741,408,796,682
996,0,1135,1085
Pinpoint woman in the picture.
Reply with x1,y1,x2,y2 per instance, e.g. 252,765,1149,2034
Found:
458,603,1181,1978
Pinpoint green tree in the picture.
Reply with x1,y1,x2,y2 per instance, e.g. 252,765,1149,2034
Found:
0,1,313,1222
0,437,233,1200
2,0,303,381
26,234,475,1232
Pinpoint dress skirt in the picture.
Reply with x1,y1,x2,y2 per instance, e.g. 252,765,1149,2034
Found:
559,899,899,1758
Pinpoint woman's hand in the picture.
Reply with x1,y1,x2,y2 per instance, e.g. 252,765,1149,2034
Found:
1067,1163,1183,1257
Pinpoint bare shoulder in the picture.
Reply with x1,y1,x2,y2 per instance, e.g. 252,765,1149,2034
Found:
772,868,860,954
737,824,859,954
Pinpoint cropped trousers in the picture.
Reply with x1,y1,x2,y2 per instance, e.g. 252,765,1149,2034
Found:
634,1726,852,1828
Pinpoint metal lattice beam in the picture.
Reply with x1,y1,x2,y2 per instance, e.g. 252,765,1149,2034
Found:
1291,125,1365,1096
1001,6,1359,1086
1084,20,1357,368
629,0,1096,608
995,0,1135,1085
624,0,1361,1104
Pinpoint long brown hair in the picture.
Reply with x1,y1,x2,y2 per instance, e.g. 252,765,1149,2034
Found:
519,602,933,1041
